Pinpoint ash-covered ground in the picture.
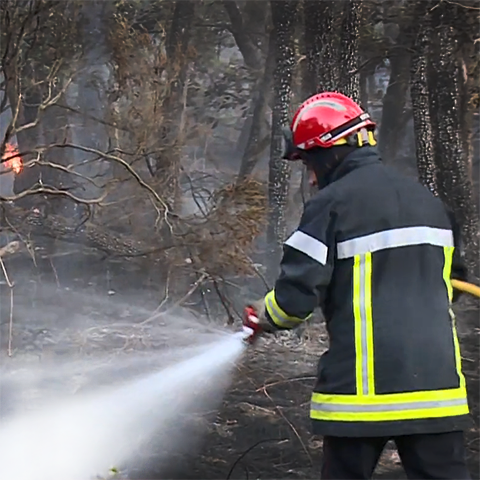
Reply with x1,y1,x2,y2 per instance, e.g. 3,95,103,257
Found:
0,260,478,480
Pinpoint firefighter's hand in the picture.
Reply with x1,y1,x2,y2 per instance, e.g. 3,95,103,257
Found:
242,300,275,345
248,299,276,334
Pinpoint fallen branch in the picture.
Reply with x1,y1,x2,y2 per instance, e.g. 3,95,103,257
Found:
0,204,165,257
0,186,110,205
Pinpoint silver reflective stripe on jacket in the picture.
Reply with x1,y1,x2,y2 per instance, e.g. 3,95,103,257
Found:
285,230,328,265
337,226,454,259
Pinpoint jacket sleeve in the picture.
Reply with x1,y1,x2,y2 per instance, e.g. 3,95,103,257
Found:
445,205,468,303
263,194,336,330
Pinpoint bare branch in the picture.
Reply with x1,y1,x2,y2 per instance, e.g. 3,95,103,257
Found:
49,143,173,217
0,186,110,204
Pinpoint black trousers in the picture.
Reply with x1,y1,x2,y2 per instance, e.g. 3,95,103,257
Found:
321,431,471,480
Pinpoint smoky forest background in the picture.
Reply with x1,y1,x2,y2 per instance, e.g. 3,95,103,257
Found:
0,1,479,479
1,0,479,321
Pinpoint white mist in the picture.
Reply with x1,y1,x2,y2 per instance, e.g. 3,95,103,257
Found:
0,332,246,480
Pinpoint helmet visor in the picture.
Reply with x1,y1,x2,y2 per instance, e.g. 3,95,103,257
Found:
281,126,302,161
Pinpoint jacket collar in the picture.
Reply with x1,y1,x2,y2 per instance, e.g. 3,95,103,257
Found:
327,147,382,185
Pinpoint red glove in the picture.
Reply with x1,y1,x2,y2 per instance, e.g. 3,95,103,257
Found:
242,305,263,344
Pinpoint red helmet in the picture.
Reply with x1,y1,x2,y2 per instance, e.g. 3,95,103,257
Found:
282,92,376,160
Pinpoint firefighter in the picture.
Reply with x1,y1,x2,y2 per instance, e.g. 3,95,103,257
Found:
244,92,472,479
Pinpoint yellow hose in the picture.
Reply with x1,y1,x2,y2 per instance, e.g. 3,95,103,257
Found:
451,279,480,298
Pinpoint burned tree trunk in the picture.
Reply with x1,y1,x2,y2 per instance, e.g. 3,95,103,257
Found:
455,3,478,179
165,0,196,63
303,0,339,96
161,0,196,212
337,0,362,102
267,0,298,272
237,26,275,182
228,0,270,177
378,5,414,165
302,0,319,98
222,0,263,71
410,2,437,196
428,3,479,272
230,0,270,175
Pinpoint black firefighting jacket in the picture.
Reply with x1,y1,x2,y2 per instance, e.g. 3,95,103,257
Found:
264,147,470,437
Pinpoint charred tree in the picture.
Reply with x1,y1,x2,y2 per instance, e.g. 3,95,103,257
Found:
410,2,437,196
378,3,415,164
428,3,479,272
231,1,272,181
163,0,196,113
160,0,196,211
303,0,339,96
455,5,479,178
237,25,275,182
337,0,362,102
165,0,196,63
222,0,263,71
302,0,318,97
267,0,298,272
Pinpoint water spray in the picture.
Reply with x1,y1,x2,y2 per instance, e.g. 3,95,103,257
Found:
0,325,251,480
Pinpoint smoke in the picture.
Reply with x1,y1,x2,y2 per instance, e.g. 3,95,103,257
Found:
0,283,245,480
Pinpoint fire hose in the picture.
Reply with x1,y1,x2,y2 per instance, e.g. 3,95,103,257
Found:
242,280,480,344
451,279,480,299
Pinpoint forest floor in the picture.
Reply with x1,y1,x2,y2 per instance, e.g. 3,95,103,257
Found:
134,301,479,480
0,262,478,480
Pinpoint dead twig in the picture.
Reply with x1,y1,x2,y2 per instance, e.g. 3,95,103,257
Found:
226,438,289,480
260,386,314,467
49,257,60,289
255,376,316,392
171,272,208,309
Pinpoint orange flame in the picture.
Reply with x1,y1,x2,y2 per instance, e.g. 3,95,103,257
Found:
2,143,23,174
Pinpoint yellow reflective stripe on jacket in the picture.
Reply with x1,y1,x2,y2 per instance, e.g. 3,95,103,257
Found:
443,246,467,390
310,235,469,424
443,246,454,303
310,403,469,422
265,289,310,329
311,387,469,422
353,253,375,396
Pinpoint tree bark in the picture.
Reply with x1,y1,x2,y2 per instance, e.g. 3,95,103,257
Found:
378,8,414,164
428,3,479,273
302,0,339,94
302,0,321,97
162,0,196,212
222,0,263,71
337,0,362,102
410,1,437,196
236,25,275,182
267,0,298,273
457,38,476,179
166,0,196,61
